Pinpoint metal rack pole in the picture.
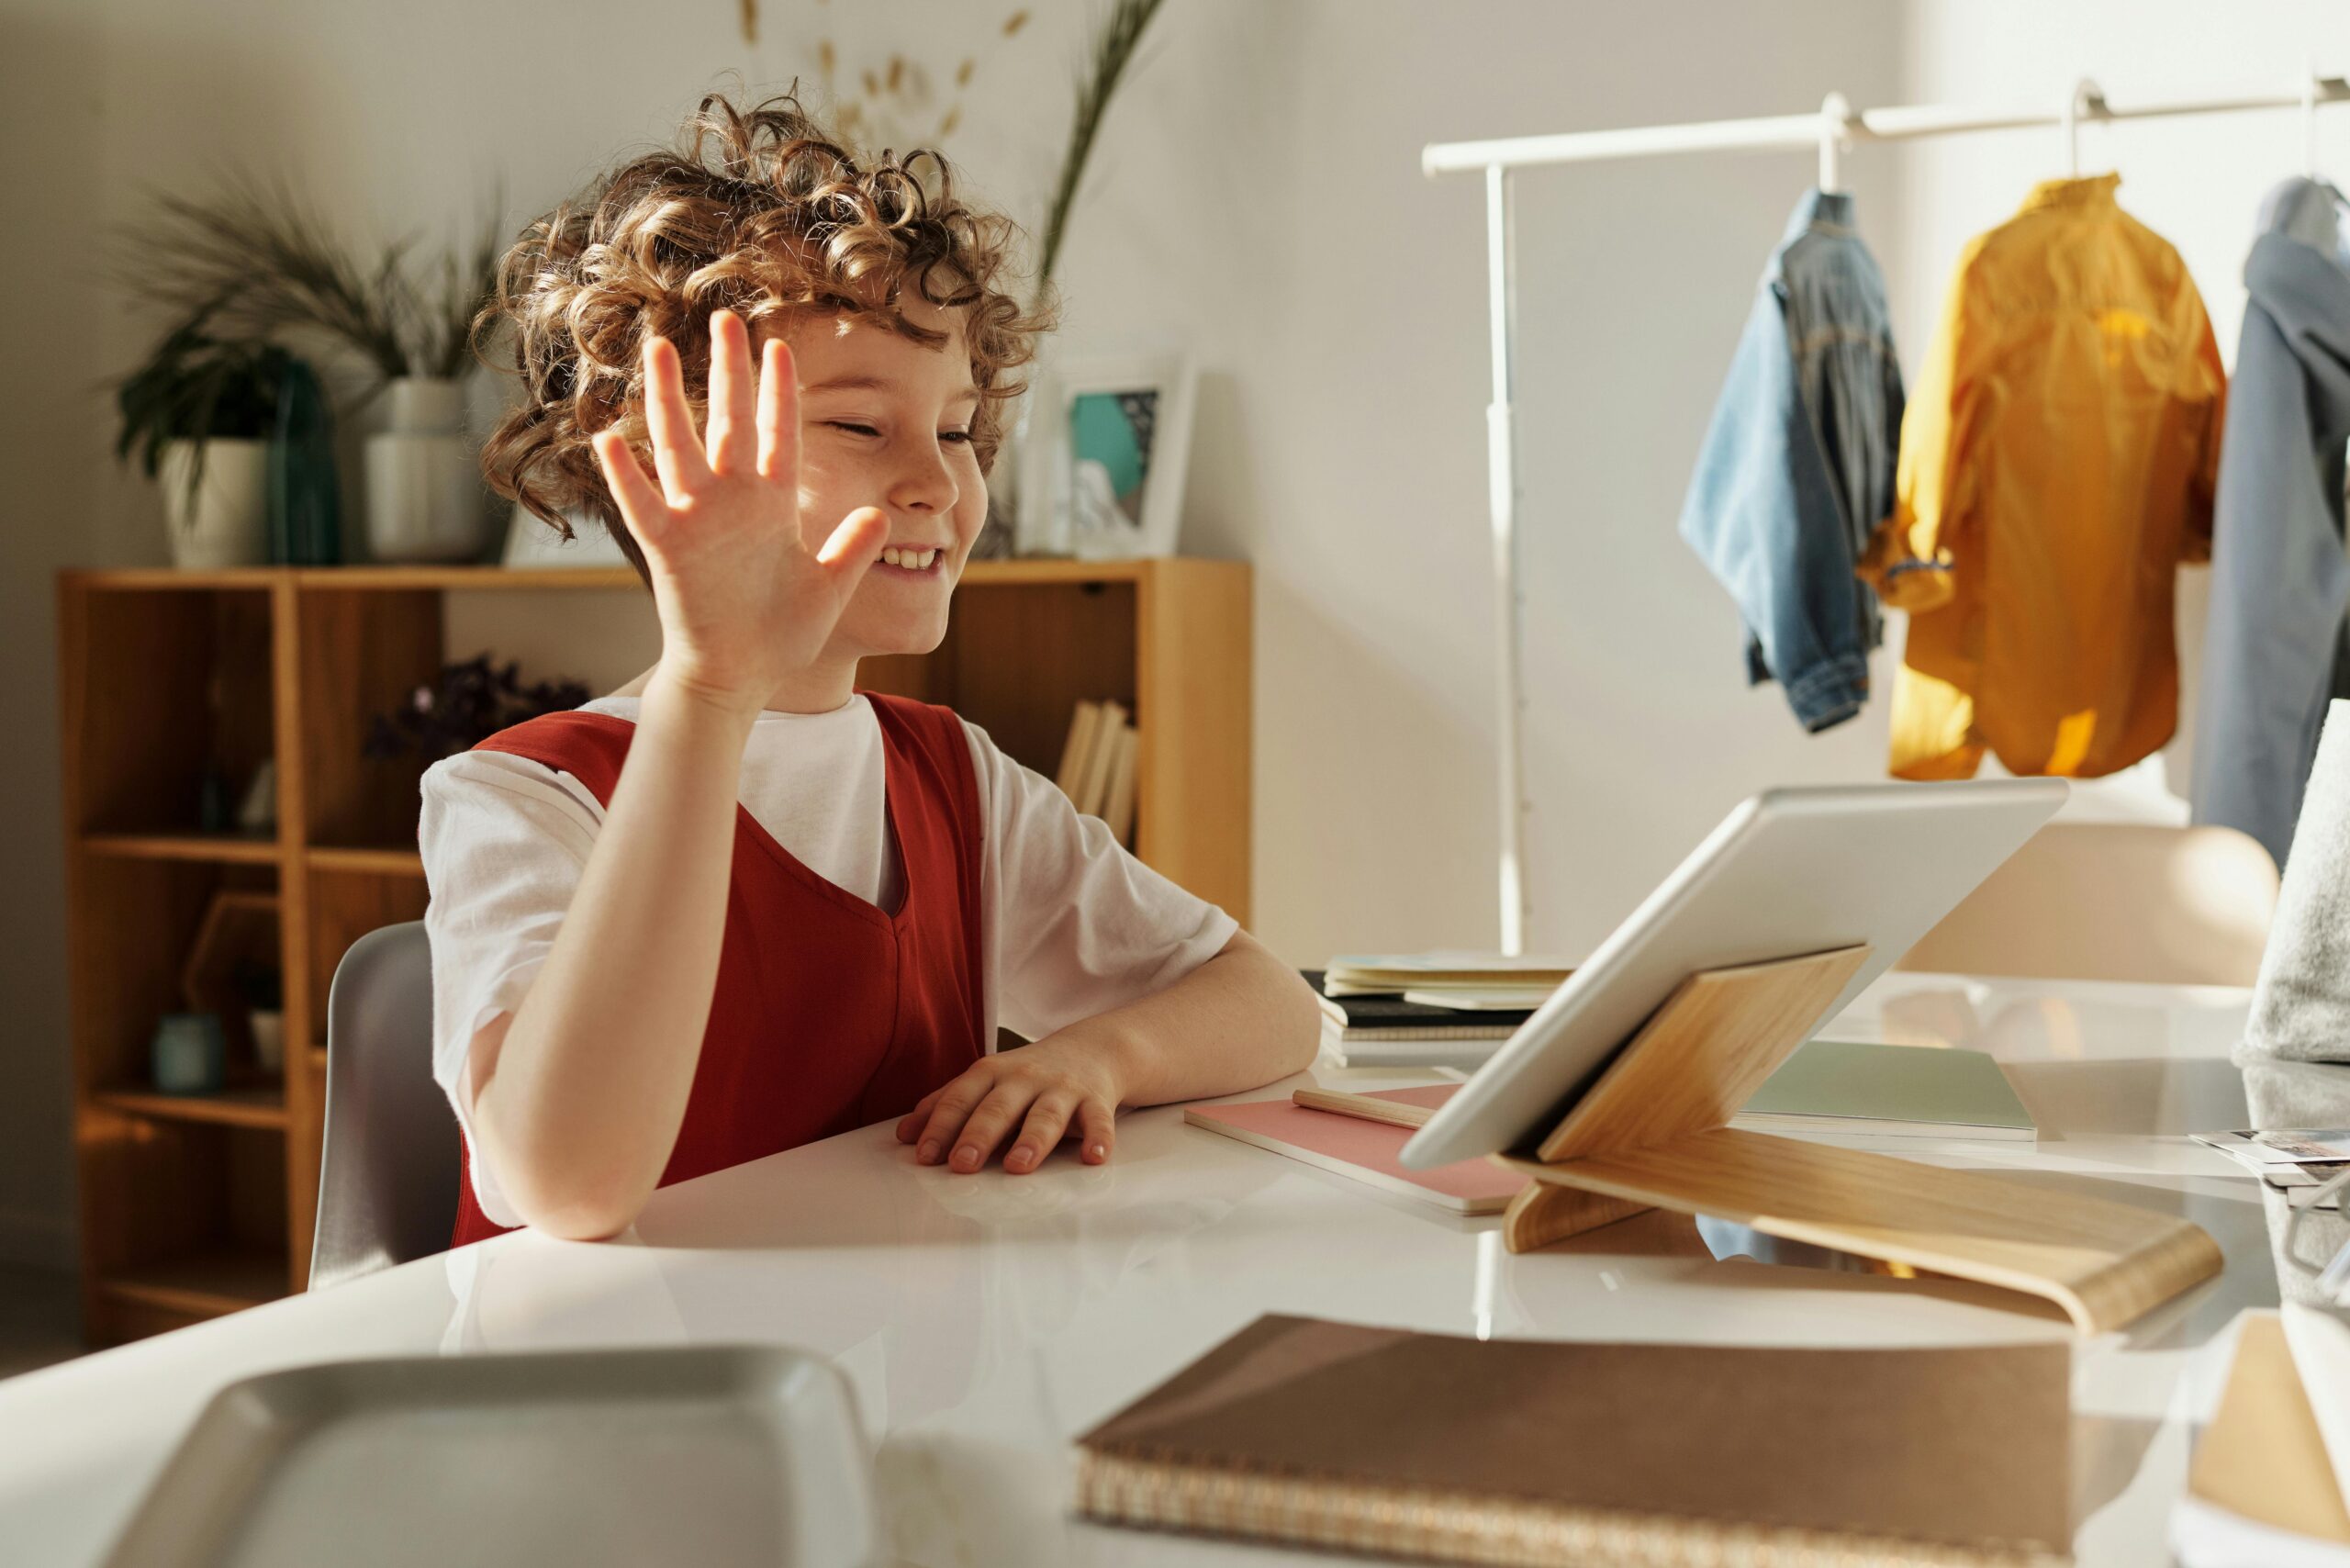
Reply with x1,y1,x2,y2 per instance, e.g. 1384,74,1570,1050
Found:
1483,162,1528,956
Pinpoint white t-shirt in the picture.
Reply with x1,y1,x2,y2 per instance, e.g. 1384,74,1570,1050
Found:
420,693,1238,1227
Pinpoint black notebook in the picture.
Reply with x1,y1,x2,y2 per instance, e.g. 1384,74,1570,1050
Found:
1304,970,1533,1041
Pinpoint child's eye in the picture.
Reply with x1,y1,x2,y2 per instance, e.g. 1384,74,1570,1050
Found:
826,421,879,438
940,429,974,444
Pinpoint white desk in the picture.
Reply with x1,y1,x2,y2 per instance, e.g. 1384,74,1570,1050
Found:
0,971,2302,1564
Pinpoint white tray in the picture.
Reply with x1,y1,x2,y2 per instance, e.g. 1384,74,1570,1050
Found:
102,1345,882,1568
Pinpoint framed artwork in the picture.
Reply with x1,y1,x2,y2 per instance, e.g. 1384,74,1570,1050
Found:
1016,353,1196,559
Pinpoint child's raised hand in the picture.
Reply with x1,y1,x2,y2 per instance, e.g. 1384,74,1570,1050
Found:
591,310,888,717
893,1036,1126,1176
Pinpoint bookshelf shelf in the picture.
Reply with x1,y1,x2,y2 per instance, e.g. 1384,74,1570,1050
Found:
82,832,283,866
91,1085,289,1131
60,554,1249,1346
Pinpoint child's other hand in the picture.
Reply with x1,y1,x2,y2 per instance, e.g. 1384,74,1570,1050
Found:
591,311,888,718
894,1036,1127,1175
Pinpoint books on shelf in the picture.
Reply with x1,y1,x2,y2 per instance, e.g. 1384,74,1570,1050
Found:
1076,700,1127,818
1054,700,1139,845
1076,1314,2072,1567
1053,701,1103,801
1101,723,1139,844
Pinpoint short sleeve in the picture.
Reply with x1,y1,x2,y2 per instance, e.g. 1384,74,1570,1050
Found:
964,721,1238,1043
419,750,605,1228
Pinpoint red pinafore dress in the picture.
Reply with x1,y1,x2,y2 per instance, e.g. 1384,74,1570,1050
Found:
448,692,987,1247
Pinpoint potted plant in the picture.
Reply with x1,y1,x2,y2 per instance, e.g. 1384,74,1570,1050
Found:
137,180,502,564
114,309,293,569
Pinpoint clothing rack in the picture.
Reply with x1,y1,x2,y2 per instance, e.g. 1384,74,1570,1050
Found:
1425,74,2350,957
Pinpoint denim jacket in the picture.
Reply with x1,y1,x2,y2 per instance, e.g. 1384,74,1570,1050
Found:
1679,189,1905,732
2192,178,2350,866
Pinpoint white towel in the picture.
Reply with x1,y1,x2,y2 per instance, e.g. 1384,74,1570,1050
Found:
2244,700,2350,1063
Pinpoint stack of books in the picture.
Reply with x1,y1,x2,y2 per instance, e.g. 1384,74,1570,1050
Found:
1055,700,1139,845
1308,952,1575,1069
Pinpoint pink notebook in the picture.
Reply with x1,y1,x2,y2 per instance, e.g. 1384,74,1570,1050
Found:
1184,1085,1521,1215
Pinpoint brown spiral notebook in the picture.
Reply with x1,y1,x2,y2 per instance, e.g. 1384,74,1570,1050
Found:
1074,1315,2072,1567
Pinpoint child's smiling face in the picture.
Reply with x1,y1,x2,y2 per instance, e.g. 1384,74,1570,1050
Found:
780,292,988,664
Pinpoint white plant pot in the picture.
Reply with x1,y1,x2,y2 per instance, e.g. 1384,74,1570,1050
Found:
158,439,270,569
249,1009,285,1075
364,376,486,563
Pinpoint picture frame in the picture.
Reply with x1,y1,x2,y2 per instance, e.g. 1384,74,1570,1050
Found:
1016,353,1196,560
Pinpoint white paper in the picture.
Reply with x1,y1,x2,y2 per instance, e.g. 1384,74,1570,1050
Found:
2198,1130,2350,1166
2174,1495,2350,1567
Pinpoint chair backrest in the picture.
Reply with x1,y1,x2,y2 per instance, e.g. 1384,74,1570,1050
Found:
1895,822,2280,987
310,922,455,1290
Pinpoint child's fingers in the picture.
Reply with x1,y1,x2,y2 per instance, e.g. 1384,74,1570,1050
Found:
813,507,890,582
755,337,797,484
1077,1101,1114,1165
703,310,755,476
1003,1092,1079,1176
640,337,710,502
895,1082,949,1144
912,1072,993,1164
592,429,669,545
946,1083,1035,1174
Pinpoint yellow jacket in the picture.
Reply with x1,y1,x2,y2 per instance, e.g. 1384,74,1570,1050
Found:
1861,174,2226,779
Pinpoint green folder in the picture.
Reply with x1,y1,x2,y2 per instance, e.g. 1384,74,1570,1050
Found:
1736,1039,2036,1141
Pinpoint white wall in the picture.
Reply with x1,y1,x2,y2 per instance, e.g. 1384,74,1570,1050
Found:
26,1,2323,1269
1248,1,1905,967
0,3,101,1269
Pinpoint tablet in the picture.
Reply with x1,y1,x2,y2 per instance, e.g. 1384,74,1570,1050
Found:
1398,779,2066,1170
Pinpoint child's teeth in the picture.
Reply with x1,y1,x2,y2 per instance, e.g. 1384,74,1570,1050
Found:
881,547,901,566
920,549,937,568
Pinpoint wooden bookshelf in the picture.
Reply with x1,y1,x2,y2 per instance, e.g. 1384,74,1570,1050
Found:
57,556,1249,1344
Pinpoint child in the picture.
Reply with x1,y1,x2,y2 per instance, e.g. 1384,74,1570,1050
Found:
422,93,1320,1245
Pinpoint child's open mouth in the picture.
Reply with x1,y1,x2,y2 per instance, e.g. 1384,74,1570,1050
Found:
877,545,946,576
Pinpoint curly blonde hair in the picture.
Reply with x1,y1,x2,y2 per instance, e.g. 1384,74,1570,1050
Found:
476,90,1051,581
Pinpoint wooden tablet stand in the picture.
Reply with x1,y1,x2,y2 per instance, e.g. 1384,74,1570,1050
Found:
1491,946,2223,1335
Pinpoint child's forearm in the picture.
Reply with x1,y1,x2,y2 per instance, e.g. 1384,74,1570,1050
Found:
1080,930,1323,1107
469,673,755,1238
895,928,1322,1175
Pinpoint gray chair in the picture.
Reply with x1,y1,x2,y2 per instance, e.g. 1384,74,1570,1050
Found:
309,922,458,1290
